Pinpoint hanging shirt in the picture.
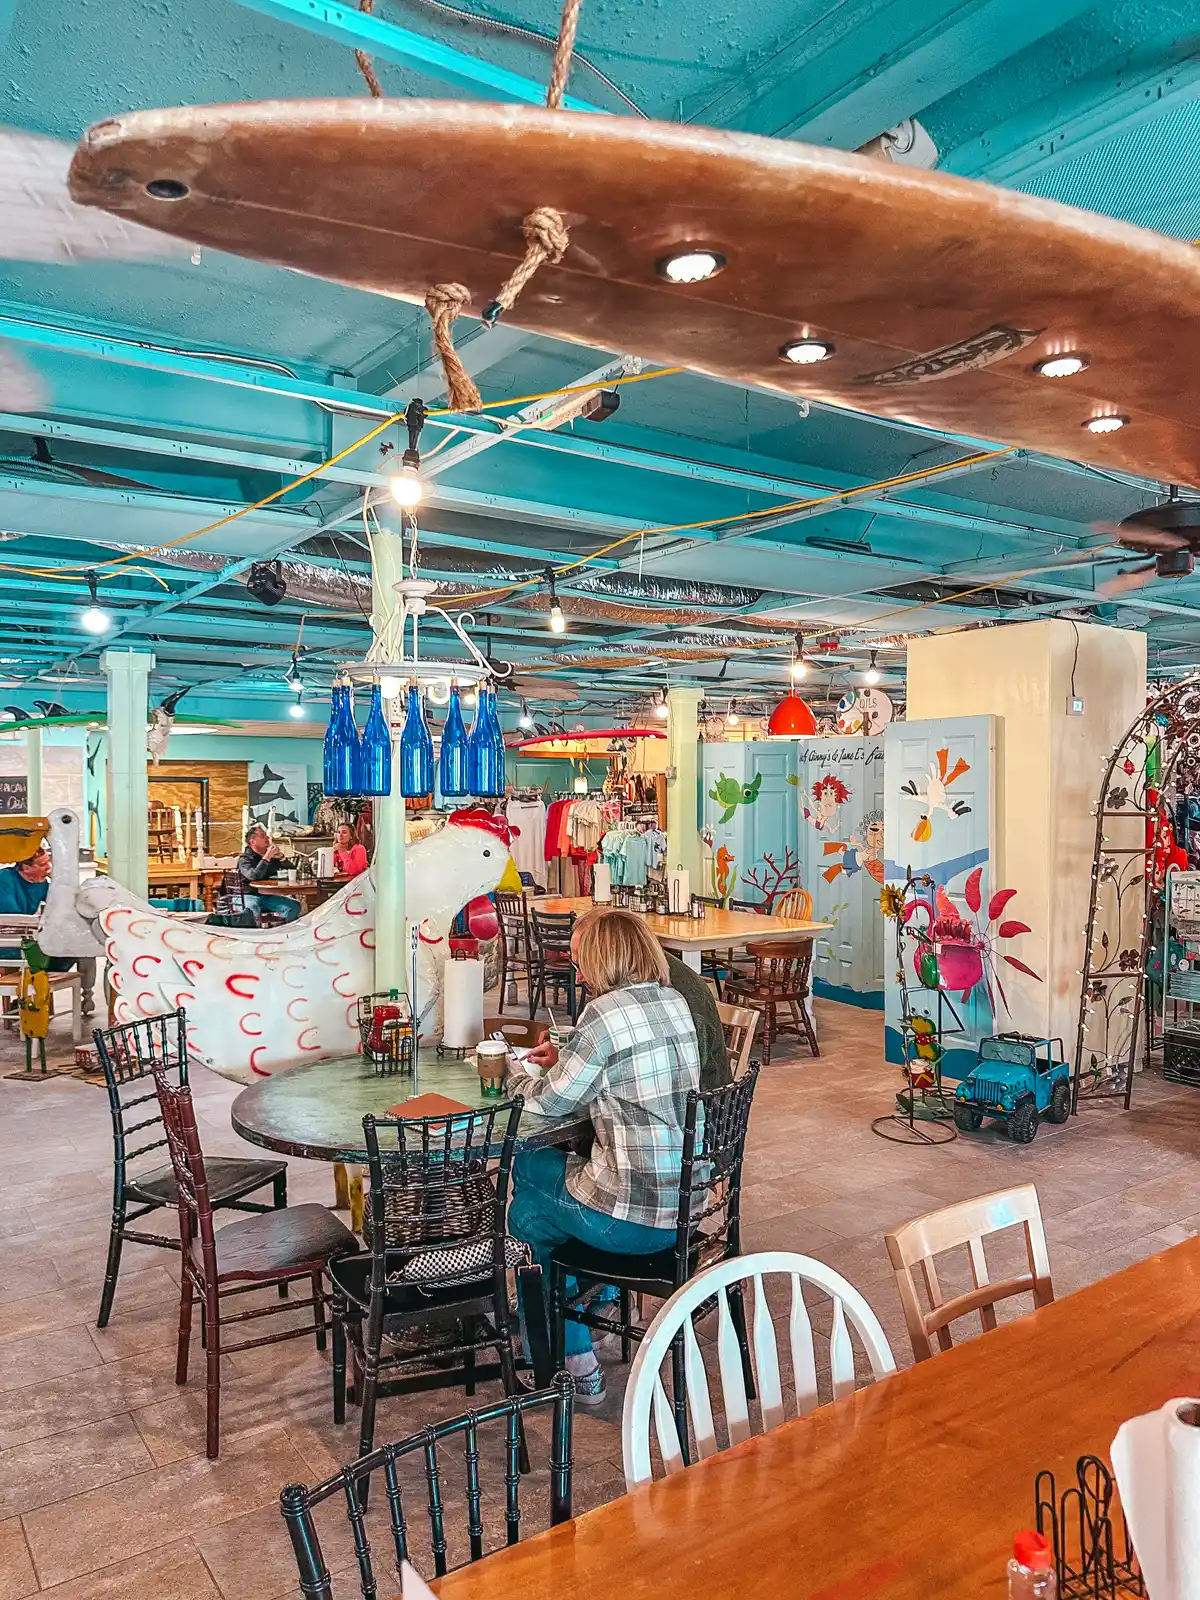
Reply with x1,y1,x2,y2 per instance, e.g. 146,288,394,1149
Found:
544,799,572,860
567,799,605,853
506,798,548,888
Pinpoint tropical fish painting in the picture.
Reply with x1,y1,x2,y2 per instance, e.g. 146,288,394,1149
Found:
709,770,762,825
900,748,972,841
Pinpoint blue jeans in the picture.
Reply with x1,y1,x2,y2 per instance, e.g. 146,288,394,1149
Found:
509,1147,675,1358
245,892,301,923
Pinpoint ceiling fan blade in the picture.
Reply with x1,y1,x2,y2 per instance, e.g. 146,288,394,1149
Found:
1090,519,1191,553
0,127,190,262
0,344,45,410
1098,563,1159,598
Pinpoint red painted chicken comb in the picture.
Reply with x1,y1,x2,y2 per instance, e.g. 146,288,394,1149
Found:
448,807,514,845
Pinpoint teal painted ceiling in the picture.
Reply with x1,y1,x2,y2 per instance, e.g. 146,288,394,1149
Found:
0,0,1196,724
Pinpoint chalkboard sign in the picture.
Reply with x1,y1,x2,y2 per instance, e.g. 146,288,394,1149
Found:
0,778,27,815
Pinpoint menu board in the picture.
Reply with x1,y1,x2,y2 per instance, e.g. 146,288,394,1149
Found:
0,777,28,814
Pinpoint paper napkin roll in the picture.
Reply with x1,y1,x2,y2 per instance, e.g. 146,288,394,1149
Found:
441,957,484,1049
667,868,690,914
592,862,612,902
1112,1397,1200,1600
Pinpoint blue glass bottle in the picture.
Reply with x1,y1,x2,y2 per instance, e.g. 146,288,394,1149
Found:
323,682,363,797
359,683,392,797
399,684,434,798
439,685,470,798
467,687,505,797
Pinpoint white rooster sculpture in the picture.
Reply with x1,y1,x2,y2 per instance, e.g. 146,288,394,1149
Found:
41,807,521,1083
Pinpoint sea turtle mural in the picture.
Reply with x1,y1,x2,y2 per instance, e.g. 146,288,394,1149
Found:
709,770,762,825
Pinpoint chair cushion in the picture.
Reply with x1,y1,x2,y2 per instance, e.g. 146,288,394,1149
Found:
199,1203,357,1281
128,1156,285,1208
390,1235,528,1288
329,1250,507,1316
552,1237,678,1291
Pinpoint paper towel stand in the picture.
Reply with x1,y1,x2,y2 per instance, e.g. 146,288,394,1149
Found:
1033,1453,1144,1598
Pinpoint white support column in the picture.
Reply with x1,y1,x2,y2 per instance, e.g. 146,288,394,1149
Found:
102,649,154,897
666,685,703,883
369,526,407,992
24,728,42,815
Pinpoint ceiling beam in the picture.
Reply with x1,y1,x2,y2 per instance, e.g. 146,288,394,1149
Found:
685,0,1092,145
234,0,604,111
948,33,1200,183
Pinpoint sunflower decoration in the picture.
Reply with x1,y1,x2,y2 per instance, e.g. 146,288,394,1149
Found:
879,884,905,919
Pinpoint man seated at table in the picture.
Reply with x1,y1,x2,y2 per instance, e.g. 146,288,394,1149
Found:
0,844,97,1013
505,908,700,1405
661,948,729,1092
237,826,301,923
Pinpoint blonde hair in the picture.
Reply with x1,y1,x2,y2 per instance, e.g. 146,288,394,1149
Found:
573,908,668,997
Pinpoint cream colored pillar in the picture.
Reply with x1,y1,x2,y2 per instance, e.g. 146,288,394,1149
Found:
368,525,407,993
906,620,1146,1043
102,649,154,897
666,685,703,883
24,728,42,815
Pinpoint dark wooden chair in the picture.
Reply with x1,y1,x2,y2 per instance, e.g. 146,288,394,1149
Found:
528,909,583,1021
694,893,765,997
723,938,819,1063
548,1068,761,1461
152,1063,358,1458
330,1105,528,1470
483,1015,542,1050
494,890,532,1014
279,1374,575,1593
93,1010,289,1329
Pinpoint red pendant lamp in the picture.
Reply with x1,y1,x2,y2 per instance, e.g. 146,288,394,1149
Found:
767,688,817,737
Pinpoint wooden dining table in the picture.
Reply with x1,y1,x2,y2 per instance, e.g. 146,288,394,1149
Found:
434,1237,1200,1600
534,896,832,973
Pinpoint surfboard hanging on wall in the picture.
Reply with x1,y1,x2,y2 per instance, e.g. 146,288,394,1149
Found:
68,101,1200,487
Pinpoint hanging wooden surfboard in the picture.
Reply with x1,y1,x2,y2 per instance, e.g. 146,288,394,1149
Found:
69,101,1200,487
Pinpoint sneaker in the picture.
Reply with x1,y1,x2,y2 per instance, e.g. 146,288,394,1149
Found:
567,1363,607,1406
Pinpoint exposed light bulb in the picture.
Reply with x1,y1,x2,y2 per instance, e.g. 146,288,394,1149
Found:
288,701,306,719
548,603,566,634
378,675,402,700
726,702,740,727
655,698,670,721
427,677,451,706
80,606,112,635
863,651,881,686
518,701,533,730
389,465,423,507
656,249,725,284
464,688,478,708
790,657,808,681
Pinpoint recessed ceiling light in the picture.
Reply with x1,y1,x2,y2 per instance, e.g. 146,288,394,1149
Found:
656,249,725,284
146,178,189,200
1034,353,1089,378
1083,414,1130,434
780,338,835,365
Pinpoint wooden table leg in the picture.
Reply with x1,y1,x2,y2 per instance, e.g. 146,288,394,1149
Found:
348,1170,364,1235
333,1162,350,1210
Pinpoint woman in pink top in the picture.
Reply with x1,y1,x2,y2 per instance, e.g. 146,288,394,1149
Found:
333,822,369,877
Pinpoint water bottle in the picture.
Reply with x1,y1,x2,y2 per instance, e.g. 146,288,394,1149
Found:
1008,1532,1055,1599
398,684,434,799
439,685,470,798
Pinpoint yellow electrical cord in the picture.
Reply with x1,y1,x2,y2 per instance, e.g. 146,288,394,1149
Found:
438,447,1017,607
0,365,683,583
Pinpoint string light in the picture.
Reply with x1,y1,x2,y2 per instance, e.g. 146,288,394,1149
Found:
726,699,740,727
518,700,534,730
388,465,423,507
863,650,881,686
545,567,566,633
655,687,670,721
80,572,111,635
790,633,808,681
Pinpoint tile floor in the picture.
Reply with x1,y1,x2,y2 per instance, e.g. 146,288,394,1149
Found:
1,999,1199,1599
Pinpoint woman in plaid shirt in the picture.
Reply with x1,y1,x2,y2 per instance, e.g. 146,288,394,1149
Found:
506,909,700,1403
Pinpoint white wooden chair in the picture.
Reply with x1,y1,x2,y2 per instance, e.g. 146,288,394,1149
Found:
621,1250,896,1489
884,1183,1054,1363
716,1000,759,1077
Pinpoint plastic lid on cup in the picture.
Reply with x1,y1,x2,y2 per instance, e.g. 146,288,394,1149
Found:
1013,1531,1052,1570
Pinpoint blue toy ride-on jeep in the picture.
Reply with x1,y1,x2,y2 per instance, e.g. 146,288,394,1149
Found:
953,1033,1071,1143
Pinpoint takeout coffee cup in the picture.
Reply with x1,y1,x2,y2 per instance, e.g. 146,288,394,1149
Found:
475,1039,508,1096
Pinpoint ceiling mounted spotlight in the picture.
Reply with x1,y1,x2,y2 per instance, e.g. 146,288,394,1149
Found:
655,249,726,284
780,338,835,365
863,649,881,686
80,571,112,635
545,568,566,633
247,560,287,607
1034,352,1089,378
1083,414,1130,434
